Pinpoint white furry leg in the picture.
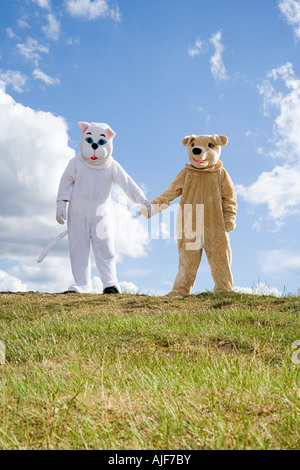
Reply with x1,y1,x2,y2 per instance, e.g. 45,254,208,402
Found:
67,218,93,293
91,221,121,292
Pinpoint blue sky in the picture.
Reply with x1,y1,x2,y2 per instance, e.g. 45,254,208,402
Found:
1,0,300,295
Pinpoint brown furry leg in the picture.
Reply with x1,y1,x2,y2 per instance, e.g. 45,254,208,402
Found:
171,243,203,295
205,233,234,292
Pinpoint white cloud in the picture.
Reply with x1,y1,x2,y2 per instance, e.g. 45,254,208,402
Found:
65,0,120,21
0,70,28,93
33,68,60,86
91,276,103,293
6,27,16,39
16,37,49,66
18,19,30,29
119,281,139,294
237,62,300,220
0,85,150,292
258,250,300,276
42,13,60,41
110,4,121,22
236,164,300,219
66,36,80,46
258,62,300,160
32,0,51,9
279,0,300,39
188,38,206,58
234,282,282,297
10,257,74,293
209,31,228,81
110,185,150,262
188,32,228,81
0,270,27,292
0,83,74,291
92,277,139,294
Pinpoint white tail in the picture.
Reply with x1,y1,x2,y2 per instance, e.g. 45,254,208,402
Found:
37,230,68,263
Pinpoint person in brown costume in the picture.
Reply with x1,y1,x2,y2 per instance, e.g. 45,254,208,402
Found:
149,134,237,296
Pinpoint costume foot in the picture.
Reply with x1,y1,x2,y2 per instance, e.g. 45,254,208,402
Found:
103,286,120,294
165,290,187,297
65,284,92,294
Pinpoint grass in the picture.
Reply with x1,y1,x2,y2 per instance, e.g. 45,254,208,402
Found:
0,290,299,450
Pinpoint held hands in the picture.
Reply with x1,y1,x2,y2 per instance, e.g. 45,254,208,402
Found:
56,200,67,225
138,200,156,219
56,199,156,223
139,204,236,231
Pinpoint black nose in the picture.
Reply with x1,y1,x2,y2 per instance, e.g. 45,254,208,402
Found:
192,147,202,155
92,143,98,150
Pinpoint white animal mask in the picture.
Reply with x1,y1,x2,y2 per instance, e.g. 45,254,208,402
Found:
78,122,116,165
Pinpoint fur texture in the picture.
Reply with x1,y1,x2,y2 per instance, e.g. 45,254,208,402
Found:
151,134,237,295
56,122,151,293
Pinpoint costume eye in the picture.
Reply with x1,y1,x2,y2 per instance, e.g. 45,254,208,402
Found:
191,143,195,147
85,137,94,144
208,143,214,148
98,139,107,146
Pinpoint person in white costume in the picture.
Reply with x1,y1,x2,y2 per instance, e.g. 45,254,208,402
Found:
56,121,151,294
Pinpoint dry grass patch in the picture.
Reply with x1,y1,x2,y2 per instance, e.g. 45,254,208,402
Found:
0,291,299,449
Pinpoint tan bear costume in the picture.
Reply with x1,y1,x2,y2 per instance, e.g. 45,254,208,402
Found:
150,134,237,295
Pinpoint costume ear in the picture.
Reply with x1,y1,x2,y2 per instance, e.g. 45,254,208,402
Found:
212,134,228,146
106,127,116,139
182,135,197,146
78,122,90,133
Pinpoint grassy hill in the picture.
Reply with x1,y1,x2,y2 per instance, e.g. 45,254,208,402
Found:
0,291,299,450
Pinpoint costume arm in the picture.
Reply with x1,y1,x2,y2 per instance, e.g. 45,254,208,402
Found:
56,158,76,224
112,161,148,205
56,158,76,202
221,169,237,231
150,169,186,213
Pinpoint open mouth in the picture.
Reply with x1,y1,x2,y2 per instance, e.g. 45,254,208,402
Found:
90,156,98,161
193,158,207,165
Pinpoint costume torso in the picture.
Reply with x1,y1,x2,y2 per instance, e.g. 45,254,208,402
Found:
151,161,237,240
57,154,147,218
56,154,148,293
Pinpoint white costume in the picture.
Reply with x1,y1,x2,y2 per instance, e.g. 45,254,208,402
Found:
54,122,150,294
